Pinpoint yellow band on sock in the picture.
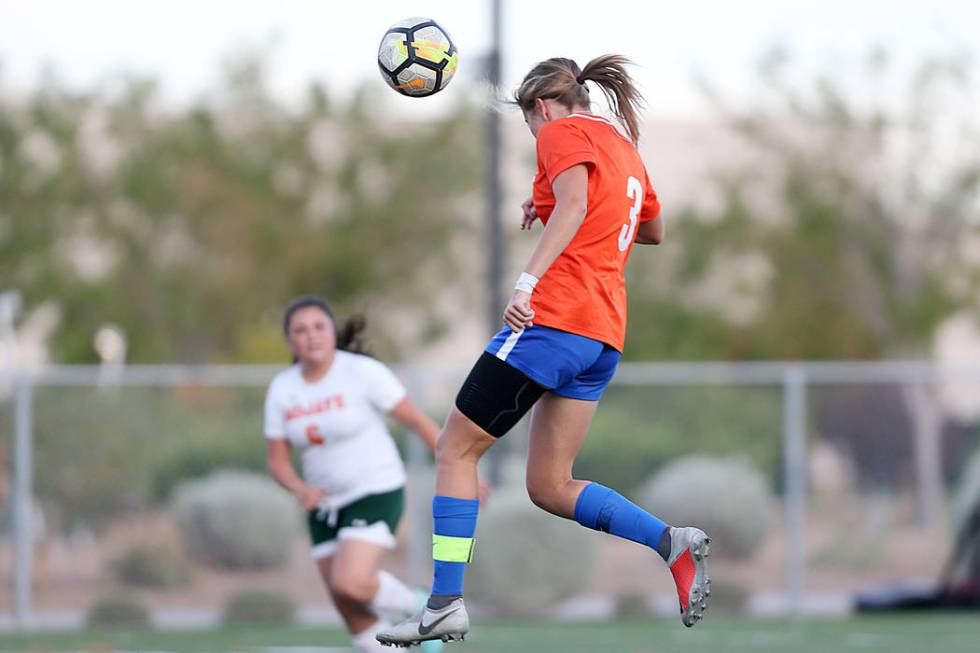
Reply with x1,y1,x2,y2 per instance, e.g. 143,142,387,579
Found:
432,534,475,563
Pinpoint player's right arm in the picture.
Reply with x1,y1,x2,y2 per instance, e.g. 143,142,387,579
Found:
266,440,326,511
264,378,325,511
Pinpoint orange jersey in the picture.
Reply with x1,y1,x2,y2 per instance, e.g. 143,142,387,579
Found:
531,113,661,351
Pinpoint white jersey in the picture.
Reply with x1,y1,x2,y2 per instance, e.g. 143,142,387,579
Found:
264,351,408,509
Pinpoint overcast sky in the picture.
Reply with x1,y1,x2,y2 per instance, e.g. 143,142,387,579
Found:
1,0,977,117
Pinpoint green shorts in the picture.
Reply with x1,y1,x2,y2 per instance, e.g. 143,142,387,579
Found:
307,487,404,560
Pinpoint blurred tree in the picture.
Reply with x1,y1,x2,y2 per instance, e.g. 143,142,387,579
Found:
626,49,980,361
623,50,980,515
0,56,481,363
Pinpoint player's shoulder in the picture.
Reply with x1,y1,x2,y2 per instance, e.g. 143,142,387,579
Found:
539,116,590,140
567,113,634,145
338,349,372,366
338,350,390,376
536,118,597,160
267,364,301,394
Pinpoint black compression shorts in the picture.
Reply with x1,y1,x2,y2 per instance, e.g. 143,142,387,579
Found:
454,352,547,437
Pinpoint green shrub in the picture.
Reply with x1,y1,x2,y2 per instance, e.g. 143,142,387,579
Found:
110,543,191,589
151,431,267,502
30,385,266,528
574,386,782,495
32,387,190,527
87,593,151,629
639,455,774,559
173,470,301,570
467,491,599,615
223,589,296,626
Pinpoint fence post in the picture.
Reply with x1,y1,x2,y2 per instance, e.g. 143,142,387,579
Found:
12,373,33,627
783,365,807,614
905,382,944,526
402,365,431,588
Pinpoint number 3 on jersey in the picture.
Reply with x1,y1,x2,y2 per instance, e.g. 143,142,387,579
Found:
305,424,325,445
618,175,643,251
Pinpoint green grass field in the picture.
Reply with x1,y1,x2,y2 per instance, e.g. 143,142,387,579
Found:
1,616,977,653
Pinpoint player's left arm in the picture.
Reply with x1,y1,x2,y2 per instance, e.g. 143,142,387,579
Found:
634,168,664,245
504,164,589,331
388,397,441,452
635,212,663,244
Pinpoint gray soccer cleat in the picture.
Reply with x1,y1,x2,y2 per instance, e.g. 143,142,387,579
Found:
377,597,469,648
667,526,712,627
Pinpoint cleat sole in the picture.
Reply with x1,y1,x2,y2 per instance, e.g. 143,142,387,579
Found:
378,631,467,648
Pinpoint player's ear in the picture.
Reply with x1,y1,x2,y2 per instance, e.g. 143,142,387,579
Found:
535,98,550,121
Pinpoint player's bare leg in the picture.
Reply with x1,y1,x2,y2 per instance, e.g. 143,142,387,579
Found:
433,406,498,499
524,393,597,517
378,408,494,647
318,553,387,650
320,543,446,651
528,393,711,627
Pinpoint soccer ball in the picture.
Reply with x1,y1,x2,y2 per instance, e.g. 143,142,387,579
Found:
377,17,458,97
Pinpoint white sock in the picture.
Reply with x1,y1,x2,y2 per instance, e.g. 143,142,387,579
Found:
370,570,420,616
352,619,390,653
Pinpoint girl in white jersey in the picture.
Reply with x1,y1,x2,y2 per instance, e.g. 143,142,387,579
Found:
264,296,443,653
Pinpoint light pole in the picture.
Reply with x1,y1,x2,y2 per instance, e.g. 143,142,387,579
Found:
485,0,506,486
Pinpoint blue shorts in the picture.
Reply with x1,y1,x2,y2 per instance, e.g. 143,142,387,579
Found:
485,325,621,401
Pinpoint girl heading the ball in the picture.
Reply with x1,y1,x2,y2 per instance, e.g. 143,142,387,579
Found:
379,54,711,647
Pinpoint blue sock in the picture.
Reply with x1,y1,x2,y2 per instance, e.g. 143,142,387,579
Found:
574,482,671,559
431,495,479,597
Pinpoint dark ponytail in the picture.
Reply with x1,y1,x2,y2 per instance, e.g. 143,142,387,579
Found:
282,296,371,358
334,313,370,355
513,54,645,146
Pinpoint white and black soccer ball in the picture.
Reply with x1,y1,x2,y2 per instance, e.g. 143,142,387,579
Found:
377,17,458,97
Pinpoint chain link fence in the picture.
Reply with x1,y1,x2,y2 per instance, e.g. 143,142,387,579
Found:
1,361,977,628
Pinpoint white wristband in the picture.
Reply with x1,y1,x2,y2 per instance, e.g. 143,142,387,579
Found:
514,272,539,294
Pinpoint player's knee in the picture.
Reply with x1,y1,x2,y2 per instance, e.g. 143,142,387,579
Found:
435,431,468,468
527,470,579,516
525,475,561,514
435,412,493,467
327,568,373,604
